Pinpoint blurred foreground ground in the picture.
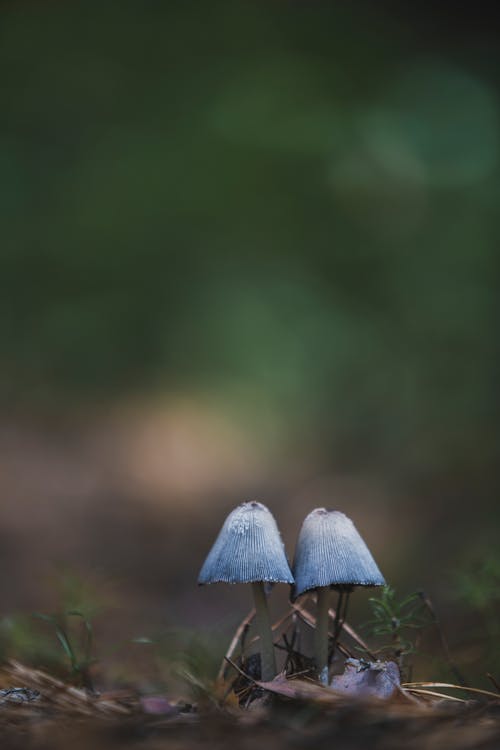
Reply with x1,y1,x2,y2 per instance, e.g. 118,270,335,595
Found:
3,703,500,750
2,659,500,750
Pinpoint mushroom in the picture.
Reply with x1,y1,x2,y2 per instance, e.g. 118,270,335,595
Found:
292,508,385,684
198,501,294,681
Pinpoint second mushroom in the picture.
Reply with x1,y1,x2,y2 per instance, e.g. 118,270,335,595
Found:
292,508,385,684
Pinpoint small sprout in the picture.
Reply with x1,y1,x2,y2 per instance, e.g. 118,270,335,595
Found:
365,585,433,678
33,610,96,691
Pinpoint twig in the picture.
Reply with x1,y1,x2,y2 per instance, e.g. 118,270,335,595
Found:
291,612,300,653
328,605,376,659
329,591,352,666
224,657,258,684
219,606,300,683
487,673,500,693
403,681,500,701
247,608,296,648
271,609,295,636
217,609,255,681
291,602,353,658
404,688,467,703
287,669,315,679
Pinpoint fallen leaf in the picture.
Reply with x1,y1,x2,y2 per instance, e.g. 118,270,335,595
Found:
330,659,400,700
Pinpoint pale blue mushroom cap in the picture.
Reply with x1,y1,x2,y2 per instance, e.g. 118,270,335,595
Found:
292,509,385,599
198,501,294,585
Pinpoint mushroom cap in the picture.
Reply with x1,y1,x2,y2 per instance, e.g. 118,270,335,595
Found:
292,508,385,599
198,501,294,585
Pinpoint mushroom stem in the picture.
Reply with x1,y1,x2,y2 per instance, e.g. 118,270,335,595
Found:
315,587,331,684
252,582,276,682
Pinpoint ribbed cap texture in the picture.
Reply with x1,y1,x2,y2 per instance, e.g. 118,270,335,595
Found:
198,501,294,585
292,509,385,598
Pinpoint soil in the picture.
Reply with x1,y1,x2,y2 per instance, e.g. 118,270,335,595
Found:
1,662,500,750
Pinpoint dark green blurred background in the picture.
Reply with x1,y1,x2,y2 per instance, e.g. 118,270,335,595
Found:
0,1,499,687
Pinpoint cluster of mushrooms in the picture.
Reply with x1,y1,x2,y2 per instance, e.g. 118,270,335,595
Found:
199,502,385,685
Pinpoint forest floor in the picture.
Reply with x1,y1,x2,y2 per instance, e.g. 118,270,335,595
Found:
2,658,500,750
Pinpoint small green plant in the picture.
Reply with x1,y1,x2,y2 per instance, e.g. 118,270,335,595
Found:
364,585,432,679
33,610,96,690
